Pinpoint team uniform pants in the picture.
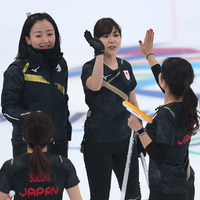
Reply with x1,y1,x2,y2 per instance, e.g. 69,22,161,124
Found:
149,182,195,200
83,137,141,200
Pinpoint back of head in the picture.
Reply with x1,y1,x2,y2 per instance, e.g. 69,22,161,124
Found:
162,57,194,97
16,12,61,60
94,17,121,38
22,111,54,177
162,57,199,135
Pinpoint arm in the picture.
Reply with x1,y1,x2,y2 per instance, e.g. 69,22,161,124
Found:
86,55,104,91
84,30,105,91
1,64,30,123
139,29,158,67
62,59,72,141
128,115,153,148
128,114,171,165
146,141,171,165
0,192,8,200
139,29,164,92
66,185,82,200
0,161,11,200
128,89,139,108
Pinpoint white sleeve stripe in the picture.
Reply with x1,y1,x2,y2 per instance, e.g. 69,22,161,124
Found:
3,113,19,121
4,112,31,121
20,112,31,116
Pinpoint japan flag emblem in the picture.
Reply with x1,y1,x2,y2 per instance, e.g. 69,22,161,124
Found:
123,70,130,80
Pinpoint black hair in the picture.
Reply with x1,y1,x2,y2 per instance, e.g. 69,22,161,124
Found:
16,12,61,60
161,57,199,135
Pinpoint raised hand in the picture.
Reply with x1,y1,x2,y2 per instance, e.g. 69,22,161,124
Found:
84,30,104,56
139,29,158,67
139,29,154,58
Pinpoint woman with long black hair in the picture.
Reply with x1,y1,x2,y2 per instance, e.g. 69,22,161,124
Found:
128,29,199,200
1,13,71,157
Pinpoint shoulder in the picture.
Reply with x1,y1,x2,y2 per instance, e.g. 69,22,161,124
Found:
159,106,174,117
83,58,96,68
157,106,175,124
156,103,179,130
118,58,134,75
59,57,67,67
1,159,13,170
120,58,130,65
5,60,29,73
118,58,131,68
0,155,27,173
9,154,30,169
158,102,181,118
10,60,29,69
47,153,75,170
81,58,96,80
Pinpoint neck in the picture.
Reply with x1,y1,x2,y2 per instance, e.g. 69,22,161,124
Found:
164,90,182,105
27,145,47,153
103,55,118,70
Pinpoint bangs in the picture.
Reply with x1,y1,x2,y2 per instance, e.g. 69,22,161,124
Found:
101,23,114,35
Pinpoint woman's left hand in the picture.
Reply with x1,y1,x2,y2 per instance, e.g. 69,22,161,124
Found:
128,114,143,131
139,29,154,57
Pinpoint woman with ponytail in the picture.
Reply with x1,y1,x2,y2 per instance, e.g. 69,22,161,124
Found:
128,29,199,200
0,111,82,200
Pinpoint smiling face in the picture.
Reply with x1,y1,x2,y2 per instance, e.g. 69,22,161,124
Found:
25,19,55,49
99,27,121,56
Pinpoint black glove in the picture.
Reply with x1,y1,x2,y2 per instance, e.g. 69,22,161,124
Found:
84,30,104,56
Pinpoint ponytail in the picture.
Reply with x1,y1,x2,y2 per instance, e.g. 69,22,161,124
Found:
162,57,199,135
180,84,199,135
30,145,49,177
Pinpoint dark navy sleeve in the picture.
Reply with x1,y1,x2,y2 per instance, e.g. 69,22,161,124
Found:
1,63,30,124
155,108,176,145
145,141,171,165
81,59,95,90
151,64,165,93
0,160,12,194
63,158,80,189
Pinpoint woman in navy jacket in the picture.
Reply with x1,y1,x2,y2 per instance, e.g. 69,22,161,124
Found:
1,13,71,157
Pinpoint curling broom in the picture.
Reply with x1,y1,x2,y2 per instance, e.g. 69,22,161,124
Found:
120,101,152,200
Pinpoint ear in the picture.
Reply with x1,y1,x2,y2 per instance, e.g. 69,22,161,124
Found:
22,137,26,142
25,36,31,45
159,73,167,90
161,79,168,90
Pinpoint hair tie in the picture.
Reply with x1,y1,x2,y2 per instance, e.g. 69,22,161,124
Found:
26,12,31,18
29,142,40,148
28,143,35,148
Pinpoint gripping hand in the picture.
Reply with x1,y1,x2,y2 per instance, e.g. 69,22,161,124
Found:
84,30,104,56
